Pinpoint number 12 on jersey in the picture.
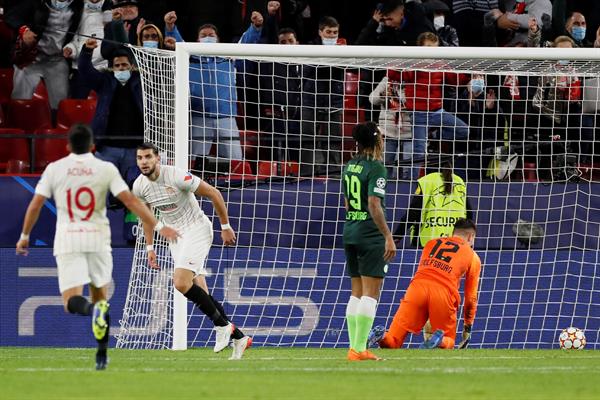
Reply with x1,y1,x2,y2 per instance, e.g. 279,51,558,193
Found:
344,175,361,210
66,187,96,222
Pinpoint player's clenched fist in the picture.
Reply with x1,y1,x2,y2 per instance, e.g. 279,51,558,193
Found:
221,227,236,246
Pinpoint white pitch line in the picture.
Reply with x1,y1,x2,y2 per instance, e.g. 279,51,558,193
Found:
4,366,600,374
2,354,600,362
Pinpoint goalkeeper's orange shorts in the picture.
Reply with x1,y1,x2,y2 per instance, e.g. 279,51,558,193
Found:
388,279,458,342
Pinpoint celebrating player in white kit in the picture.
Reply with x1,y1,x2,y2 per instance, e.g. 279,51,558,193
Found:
133,142,251,360
15,125,179,370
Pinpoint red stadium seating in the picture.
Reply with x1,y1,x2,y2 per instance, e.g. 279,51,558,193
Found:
5,159,31,174
7,99,52,131
0,105,5,127
0,68,13,106
56,98,97,129
0,128,29,172
34,128,69,172
239,130,258,161
257,160,299,177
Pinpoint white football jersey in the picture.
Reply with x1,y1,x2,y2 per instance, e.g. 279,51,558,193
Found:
132,165,204,229
35,152,130,255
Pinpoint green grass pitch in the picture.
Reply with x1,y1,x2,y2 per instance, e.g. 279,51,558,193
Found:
1,347,599,399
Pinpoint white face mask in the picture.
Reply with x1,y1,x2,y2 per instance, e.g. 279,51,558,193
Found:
143,41,159,48
322,37,338,46
51,0,73,10
114,70,131,84
84,0,104,11
433,15,445,30
199,36,217,44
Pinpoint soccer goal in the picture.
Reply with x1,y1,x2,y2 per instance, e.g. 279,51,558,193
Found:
116,43,600,350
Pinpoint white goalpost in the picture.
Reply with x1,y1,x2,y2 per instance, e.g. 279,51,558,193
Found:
116,43,600,350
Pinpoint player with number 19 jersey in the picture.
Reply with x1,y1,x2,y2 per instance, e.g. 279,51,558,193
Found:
35,153,130,255
342,156,388,246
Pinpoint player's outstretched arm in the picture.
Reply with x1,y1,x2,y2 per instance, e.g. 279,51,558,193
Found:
16,194,47,256
117,191,180,242
194,181,236,246
368,195,396,262
459,254,482,348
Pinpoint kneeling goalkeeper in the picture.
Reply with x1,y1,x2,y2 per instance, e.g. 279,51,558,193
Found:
370,219,481,349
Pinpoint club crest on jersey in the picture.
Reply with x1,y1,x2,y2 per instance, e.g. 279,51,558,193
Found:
165,186,176,195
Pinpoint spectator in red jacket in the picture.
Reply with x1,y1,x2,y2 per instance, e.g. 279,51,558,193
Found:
388,32,470,179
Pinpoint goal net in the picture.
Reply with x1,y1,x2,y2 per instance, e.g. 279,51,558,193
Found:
116,44,600,350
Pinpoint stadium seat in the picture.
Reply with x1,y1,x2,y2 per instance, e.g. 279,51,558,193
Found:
7,99,52,131
0,67,13,106
0,128,29,172
5,159,31,174
523,162,537,182
239,130,259,161
257,160,299,177
34,128,69,172
0,105,5,127
230,160,252,175
56,99,97,129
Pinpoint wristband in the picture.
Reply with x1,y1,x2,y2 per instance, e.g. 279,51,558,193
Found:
221,223,232,231
20,233,29,241
154,221,164,232
146,245,154,252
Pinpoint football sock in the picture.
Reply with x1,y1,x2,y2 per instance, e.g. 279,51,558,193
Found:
184,285,228,327
345,296,360,349
67,295,93,316
209,294,244,339
355,296,378,352
97,313,110,355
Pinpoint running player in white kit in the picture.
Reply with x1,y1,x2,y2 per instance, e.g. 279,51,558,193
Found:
133,142,251,360
16,125,179,370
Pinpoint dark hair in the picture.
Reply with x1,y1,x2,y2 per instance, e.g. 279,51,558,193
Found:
111,0,139,10
198,23,219,36
112,47,133,64
453,218,477,234
441,160,453,195
319,16,339,30
381,0,405,15
278,27,297,37
417,31,439,45
137,142,159,155
69,124,93,154
352,121,379,148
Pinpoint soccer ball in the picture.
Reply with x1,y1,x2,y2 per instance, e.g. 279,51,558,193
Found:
558,327,586,350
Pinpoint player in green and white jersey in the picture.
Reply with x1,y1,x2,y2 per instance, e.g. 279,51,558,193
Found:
342,121,396,361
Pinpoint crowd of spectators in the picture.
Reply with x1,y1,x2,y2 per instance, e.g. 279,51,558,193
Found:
0,0,599,183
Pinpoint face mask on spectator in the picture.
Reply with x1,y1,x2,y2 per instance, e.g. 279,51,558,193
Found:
51,0,72,10
84,0,103,11
322,37,338,46
571,26,586,41
114,70,131,83
143,41,159,48
199,36,217,44
470,79,485,94
433,16,445,30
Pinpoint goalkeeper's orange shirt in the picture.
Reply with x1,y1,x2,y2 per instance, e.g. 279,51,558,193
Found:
412,236,481,326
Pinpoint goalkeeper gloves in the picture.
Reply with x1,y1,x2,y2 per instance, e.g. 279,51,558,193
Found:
458,324,472,349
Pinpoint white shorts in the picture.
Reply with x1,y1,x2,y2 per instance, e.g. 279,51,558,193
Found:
169,217,213,276
55,251,113,293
